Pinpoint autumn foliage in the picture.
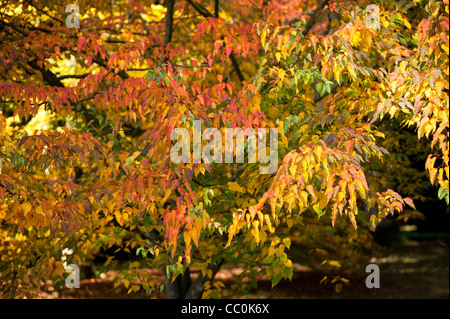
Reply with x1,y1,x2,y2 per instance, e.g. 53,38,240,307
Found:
0,0,448,298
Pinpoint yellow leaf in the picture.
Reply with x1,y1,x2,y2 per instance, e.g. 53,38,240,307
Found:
283,238,291,250
277,68,285,81
333,66,341,85
404,19,411,29
281,132,288,147
36,205,45,216
214,281,225,289
228,181,245,193
264,214,275,233
399,60,408,72
322,260,341,268
319,194,328,209
261,30,267,49
162,189,172,204
313,146,323,161
21,202,32,215
184,231,191,246
430,168,438,185
251,93,261,111
191,226,199,248
289,161,297,175
115,211,123,226
275,52,281,63
251,220,260,244
253,229,260,244
286,217,294,228
355,179,366,196
126,151,140,164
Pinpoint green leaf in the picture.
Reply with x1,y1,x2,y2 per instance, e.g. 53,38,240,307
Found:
282,266,293,279
438,186,447,200
164,76,170,87
283,238,291,250
315,83,323,95
225,191,234,200
271,272,283,287
345,89,357,97
255,23,261,36
261,255,275,265
198,209,205,221
283,119,290,132
321,84,327,96
313,203,325,217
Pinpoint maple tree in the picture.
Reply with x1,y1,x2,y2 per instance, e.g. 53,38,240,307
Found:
0,0,448,298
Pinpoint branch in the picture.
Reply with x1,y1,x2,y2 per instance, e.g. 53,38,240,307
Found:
23,0,64,24
214,0,219,18
184,259,224,299
92,55,130,80
164,0,176,47
186,0,245,82
57,73,90,80
258,0,331,93
0,19,29,36
25,60,104,128
187,0,211,18
229,54,245,82
137,13,151,36
27,60,64,87
284,10,315,26
303,0,330,35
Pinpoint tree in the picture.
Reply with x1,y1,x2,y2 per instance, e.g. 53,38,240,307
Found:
0,0,448,298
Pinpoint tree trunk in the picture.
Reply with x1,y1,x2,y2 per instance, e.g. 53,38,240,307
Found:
165,267,191,299
184,260,223,299
164,259,223,299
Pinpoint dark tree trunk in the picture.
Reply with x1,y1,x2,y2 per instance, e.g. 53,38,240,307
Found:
164,259,223,299
165,267,192,299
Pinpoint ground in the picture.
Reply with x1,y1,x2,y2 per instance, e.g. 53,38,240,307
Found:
43,239,448,299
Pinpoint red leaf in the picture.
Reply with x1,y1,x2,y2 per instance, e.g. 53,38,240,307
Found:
77,37,87,55
214,41,222,55
226,47,232,58
403,197,416,210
